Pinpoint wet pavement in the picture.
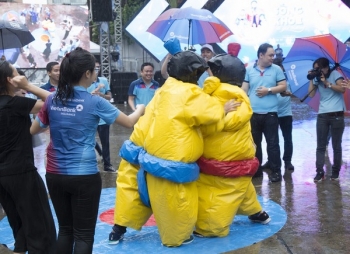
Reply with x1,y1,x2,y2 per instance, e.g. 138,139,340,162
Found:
1,97,350,253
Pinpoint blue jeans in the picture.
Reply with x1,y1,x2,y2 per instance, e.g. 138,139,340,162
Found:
278,116,293,162
97,124,112,167
316,114,344,172
250,113,281,172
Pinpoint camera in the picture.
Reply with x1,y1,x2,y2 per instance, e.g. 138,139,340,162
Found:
307,68,322,81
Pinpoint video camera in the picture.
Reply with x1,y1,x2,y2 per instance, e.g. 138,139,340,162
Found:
307,68,322,81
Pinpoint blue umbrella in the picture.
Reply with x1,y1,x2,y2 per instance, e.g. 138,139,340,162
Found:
0,19,35,50
147,7,233,47
0,48,20,64
283,34,350,112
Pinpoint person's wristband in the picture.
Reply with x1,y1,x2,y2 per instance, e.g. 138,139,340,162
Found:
328,83,332,88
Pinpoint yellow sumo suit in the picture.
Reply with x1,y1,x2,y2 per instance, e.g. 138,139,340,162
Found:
195,54,265,237
113,51,226,247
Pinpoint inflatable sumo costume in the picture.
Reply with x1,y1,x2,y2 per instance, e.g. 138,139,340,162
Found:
195,53,270,237
112,51,227,247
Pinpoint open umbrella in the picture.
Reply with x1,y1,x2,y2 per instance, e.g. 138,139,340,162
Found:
146,7,233,47
0,19,35,50
283,34,350,113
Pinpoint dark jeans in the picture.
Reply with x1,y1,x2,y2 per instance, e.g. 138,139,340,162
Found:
0,171,56,253
97,124,112,167
316,114,344,172
46,172,102,254
278,115,293,162
326,128,332,146
251,113,281,172
95,142,102,156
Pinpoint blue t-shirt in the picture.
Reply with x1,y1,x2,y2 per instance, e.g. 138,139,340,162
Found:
277,94,292,117
37,86,120,175
314,70,345,114
277,82,292,117
87,76,111,125
40,81,57,93
244,63,286,113
128,78,160,106
197,71,209,88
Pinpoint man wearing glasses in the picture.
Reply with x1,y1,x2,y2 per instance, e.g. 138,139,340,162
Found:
87,61,116,172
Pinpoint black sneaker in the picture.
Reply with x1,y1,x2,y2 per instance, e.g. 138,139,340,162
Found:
330,170,339,181
314,171,325,182
248,211,271,224
269,172,281,182
253,168,263,178
104,165,117,173
162,235,194,247
182,235,194,245
284,161,294,171
193,231,205,238
261,161,270,170
109,224,127,245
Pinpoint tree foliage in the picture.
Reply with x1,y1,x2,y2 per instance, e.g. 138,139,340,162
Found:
168,0,177,7
121,0,144,43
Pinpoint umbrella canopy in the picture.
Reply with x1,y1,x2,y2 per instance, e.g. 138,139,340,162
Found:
0,20,35,50
283,34,350,113
147,7,233,47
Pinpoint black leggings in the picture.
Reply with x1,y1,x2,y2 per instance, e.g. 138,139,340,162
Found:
46,172,102,254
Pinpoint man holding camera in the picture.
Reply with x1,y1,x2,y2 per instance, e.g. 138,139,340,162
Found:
307,57,345,182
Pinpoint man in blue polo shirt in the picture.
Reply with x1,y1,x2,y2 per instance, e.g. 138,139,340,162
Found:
127,62,160,110
40,62,60,93
242,43,286,182
87,61,116,172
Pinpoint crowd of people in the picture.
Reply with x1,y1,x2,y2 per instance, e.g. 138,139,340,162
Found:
0,36,348,252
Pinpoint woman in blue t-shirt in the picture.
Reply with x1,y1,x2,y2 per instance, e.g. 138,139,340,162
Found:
31,48,145,253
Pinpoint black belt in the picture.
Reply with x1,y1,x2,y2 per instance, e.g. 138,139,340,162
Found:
319,111,344,117
253,112,277,116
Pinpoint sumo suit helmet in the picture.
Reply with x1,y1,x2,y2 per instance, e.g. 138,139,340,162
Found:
207,53,246,87
167,51,208,85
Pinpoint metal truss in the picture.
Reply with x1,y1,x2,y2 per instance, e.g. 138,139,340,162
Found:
99,22,111,82
113,0,122,45
98,0,122,80
113,0,122,69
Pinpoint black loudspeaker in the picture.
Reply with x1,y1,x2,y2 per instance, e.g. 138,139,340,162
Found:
91,0,114,22
110,72,138,104
154,70,166,87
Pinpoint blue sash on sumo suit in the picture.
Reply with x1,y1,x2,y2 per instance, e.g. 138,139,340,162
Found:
119,140,200,207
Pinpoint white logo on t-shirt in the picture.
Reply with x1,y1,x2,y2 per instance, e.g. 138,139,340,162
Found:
76,104,83,111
